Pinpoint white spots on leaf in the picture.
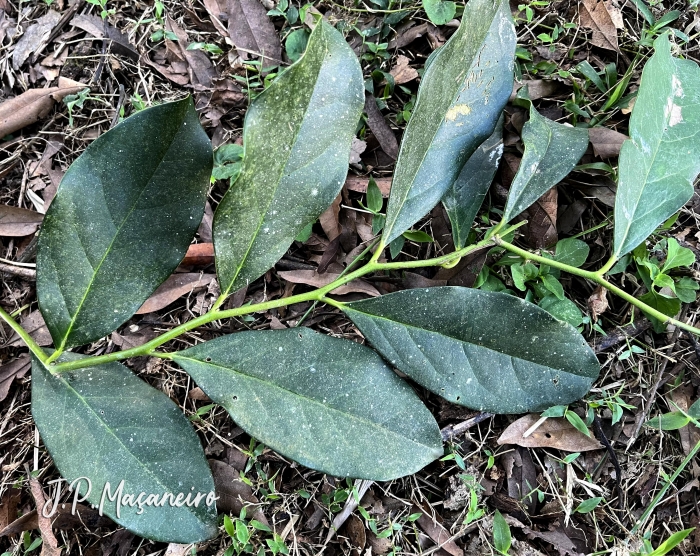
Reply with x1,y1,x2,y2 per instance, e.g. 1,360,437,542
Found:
672,74,684,98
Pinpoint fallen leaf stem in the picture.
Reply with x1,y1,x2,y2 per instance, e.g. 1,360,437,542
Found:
0,306,49,364
494,237,700,337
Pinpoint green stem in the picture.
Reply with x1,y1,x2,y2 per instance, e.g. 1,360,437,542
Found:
494,237,700,337
595,254,619,277
0,306,49,364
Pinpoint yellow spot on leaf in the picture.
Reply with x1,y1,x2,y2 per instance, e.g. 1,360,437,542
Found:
445,104,471,121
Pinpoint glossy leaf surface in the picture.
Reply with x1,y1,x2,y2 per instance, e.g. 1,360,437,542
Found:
382,0,515,244
172,329,443,480
502,99,588,223
343,287,599,413
32,353,217,542
37,98,211,350
442,118,503,249
214,21,364,296
614,35,700,258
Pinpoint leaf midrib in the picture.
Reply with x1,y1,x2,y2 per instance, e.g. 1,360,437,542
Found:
343,305,595,378
173,354,439,451
56,110,187,350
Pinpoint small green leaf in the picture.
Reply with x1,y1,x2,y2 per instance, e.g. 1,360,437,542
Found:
639,291,681,332
663,238,695,272
214,21,364,298
32,353,217,542
294,222,314,243
442,119,504,249
367,178,383,214
674,277,699,303
688,399,700,420
501,92,589,223
645,411,691,430
541,274,565,300
492,510,511,555
511,264,527,291
389,235,405,259
554,238,590,268
575,497,602,514
172,329,443,480
402,230,434,243
538,295,583,328
565,410,591,437
37,98,212,350
613,35,700,258
342,287,600,413
541,405,567,418
647,528,694,556
285,29,309,63
423,0,456,26
382,0,515,244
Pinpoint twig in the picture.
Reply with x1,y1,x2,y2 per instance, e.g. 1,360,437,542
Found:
441,413,494,441
325,479,373,544
593,414,623,510
0,261,36,280
110,83,126,129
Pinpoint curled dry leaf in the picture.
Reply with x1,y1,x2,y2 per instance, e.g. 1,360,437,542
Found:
0,205,43,237
497,414,602,452
12,9,61,69
588,127,628,159
390,55,419,85
136,273,215,314
364,94,399,159
510,79,559,102
579,0,621,52
525,187,558,248
413,505,464,556
0,355,30,403
209,460,268,525
227,0,282,66
587,286,608,322
277,270,380,296
0,78,87,138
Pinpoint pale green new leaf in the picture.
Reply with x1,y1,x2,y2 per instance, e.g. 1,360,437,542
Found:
342,287,600,413
662,238,695,271
382,0,515,244
613,34,700,258
37,98,211,350
214,21,364,297
502,98,588,223
442,118,504,249
32,353,217,542
423,0,456,26
172,329,443,480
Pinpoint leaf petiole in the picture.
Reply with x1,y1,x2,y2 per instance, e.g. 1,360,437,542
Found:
0,306,49,365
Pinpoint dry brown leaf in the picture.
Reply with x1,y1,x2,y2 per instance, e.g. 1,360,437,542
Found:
578,182,616,207
526,187,557,248
209,460,268,525
388,22,429,49
12,10,61,69
319,194,342,241
669,385,700,456
402,272,447,289
510,79,559,102
588,286,608,322
580,0,620,52
167,18,217,89
70,14,139,60
181,243,215,266
8,310,52,347
0,205,43,237
502,448,538,514
28,476,60,556
228,0,282,66
498,414,602,452
0,487,21,532
413,505,464,556
505,515,581,556
136,273,215,314
0,78,87,138
390,55,419,85
277,270,380,296
202,0,230,37
165,544,191,556
364,94,399,160
345,176,392,197
343,513,366,550
0,355,30,402
588,127,627,159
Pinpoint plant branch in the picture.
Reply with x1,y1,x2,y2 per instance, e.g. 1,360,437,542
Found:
0,306,49,364
494,237,700,337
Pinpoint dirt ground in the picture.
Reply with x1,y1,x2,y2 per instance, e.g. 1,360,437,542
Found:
2,0,700,554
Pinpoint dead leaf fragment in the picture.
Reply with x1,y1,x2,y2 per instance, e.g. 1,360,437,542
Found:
0,355,30,402
0,79,88,138
587,286,608,322
181,243,215,266
345,176,392,197
580,0,620,52
136,273,215,314
228,0,282,66
498,414,602,452
390,55,419,85
588,127,627,159
70,14,139,60
28,475,60,556
12,10,61,69
277,270,380,296
209,460,268,525
364,94,399,160
0,205,43,236
413,506,464,556
525,187,558,248
510,79,559,102
8,310,52,347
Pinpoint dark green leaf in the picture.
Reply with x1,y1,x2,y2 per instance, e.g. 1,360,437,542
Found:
402,230,434,243
677,277,700,303
31,353,217,542
541,274,565,300
613,35,700,258
381,0,515,244
538,295,583,328
554,238,590,268
639,291,681,332
541,405,566,417
442,118,503,249
367,177,383,214
423,0,456,26
342,287,600,413
662,238,695,272
689,399,700,420
214,21,364,297
172,329,443,480
285,29,309,63
501,95,588,223
645,411,690,430
389,235,404,259
492,510,511,555
565,410,590,437
37,98,211,350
